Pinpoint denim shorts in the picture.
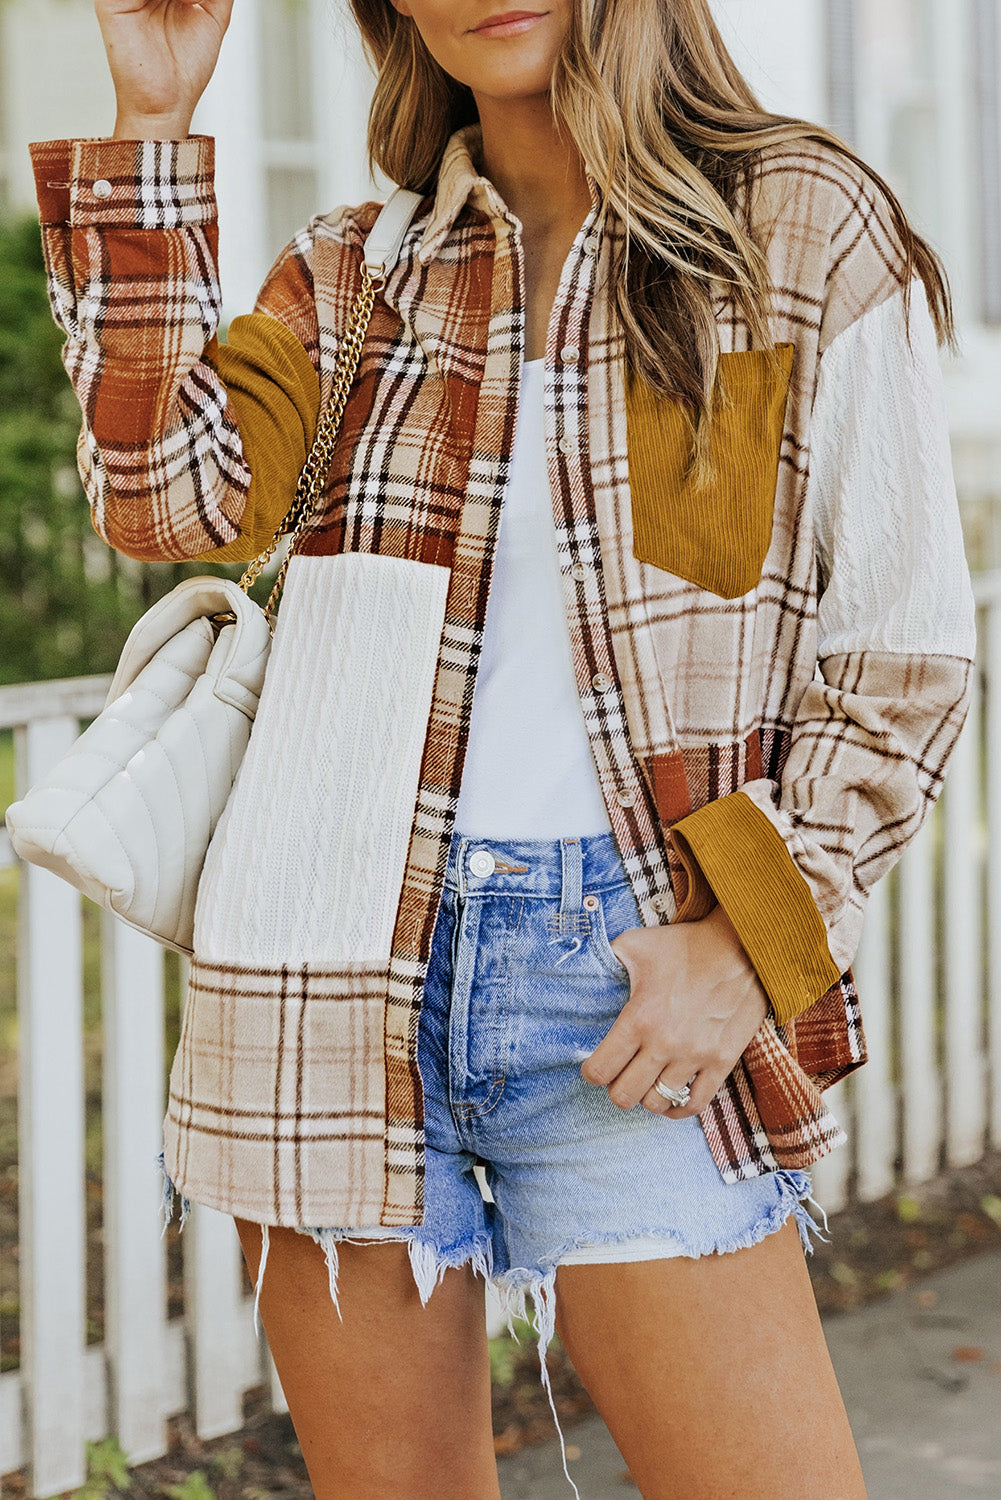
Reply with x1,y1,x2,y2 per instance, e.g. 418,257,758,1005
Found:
280,828,823,1293
159,830,827,1486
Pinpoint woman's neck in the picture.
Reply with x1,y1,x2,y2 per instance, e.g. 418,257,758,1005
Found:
474,93,593,243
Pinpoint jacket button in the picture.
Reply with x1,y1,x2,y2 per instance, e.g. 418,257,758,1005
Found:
560,344,580,364
92,179,113,200
558,435,573,454
615,786,636,807
651,893,672,914
571,562,588,582
591,671,613,693
583,235,601,255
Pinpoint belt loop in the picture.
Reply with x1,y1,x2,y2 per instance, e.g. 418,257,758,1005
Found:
456,837,470,899
559,838,583,919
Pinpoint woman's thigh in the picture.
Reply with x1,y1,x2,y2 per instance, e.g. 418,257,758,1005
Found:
234,1219,501,1500
554,1217,867,1500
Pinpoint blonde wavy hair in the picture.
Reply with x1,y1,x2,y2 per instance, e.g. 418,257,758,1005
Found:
349,0,953,485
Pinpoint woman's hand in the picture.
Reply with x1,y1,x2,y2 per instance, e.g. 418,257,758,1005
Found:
581,905,770,1118
94,0,235,139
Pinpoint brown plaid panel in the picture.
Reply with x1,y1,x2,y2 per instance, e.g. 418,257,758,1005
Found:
647,734,763,909
300,203,492,572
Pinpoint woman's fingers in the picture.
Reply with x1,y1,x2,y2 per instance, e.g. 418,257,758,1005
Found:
602,1050,670,1111
580,1011,641,1089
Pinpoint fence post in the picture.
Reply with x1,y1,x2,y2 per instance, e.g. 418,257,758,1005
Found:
810,1074,853,1215
176,966,259,1439
101,913,169,1464
943,669,986,1166
853,876,897,1201
898,821,942,1183
986,598,1001,1146
14,717,88,1495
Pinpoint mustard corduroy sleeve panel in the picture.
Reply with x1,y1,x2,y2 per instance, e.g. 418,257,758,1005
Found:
190,313,320,564
626,343,795,599
670,791,842,1025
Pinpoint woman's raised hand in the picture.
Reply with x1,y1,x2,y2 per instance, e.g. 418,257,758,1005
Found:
94,0,235,139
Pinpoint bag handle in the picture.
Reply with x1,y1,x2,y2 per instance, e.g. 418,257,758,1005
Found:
235,186,426,622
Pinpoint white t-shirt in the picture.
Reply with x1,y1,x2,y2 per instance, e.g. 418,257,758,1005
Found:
453,359,613,838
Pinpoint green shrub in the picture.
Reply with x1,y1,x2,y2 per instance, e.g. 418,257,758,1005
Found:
0,212,240,686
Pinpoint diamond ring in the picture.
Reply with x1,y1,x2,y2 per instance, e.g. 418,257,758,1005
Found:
654,1078,692,1107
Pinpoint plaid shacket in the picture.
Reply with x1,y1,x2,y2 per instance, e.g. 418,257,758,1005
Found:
31,126,976,1228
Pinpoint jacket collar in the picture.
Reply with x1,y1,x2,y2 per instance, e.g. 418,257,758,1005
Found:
415,121,602,265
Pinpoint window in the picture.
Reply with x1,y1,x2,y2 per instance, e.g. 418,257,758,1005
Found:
259,0,320,258
825,0,858,144
973,0,1001,324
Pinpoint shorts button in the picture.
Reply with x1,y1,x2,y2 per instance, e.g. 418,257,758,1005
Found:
591,671,614,693
582,894,599,910
468,849,496,878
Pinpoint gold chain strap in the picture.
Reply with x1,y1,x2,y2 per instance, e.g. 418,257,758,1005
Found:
235,260,384,625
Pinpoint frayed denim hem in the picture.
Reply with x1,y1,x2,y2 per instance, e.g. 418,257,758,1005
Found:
285,1223,495,1334
156,1150,191,1236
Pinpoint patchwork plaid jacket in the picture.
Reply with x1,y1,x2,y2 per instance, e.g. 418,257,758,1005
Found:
31,126,976,1228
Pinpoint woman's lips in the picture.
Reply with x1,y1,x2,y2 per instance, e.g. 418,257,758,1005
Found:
471,10,547,37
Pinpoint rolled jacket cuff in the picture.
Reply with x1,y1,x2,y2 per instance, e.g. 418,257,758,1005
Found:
30,136,216,229
669,790,842,1025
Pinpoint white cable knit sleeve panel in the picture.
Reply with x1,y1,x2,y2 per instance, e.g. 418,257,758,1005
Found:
809,277,977,661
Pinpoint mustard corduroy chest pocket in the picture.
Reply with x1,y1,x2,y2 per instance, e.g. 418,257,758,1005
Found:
625,344,795,600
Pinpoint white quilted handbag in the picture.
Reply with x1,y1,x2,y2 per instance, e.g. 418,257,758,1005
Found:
4,187,423,954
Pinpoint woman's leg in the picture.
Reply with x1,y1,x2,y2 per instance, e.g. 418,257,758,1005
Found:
554,1216,867,1500
235,1219,501,1500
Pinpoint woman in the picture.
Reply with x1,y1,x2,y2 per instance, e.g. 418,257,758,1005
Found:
31,0,976,1495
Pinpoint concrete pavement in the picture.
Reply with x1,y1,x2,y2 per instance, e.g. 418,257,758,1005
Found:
497,1250,1001,1498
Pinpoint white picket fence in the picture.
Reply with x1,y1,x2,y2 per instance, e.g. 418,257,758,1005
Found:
1,571,1000,1497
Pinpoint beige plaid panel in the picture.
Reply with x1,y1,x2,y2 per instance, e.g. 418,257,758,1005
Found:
547,211,676,920
163,961,390,1227
741,651,974,970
